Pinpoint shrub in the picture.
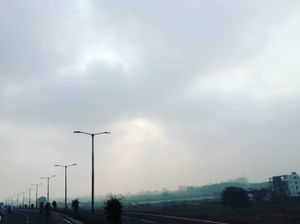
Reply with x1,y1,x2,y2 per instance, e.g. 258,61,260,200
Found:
222,187,250,209
104,196,123,224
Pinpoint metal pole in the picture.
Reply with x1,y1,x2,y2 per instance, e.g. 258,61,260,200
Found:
23,192,25,208
65,166,67,209
41,175,55,203
36,184,38,208
92,134,95,215
74,130,110,215
28,188,31,208
47,177,50,202
55,164,76,209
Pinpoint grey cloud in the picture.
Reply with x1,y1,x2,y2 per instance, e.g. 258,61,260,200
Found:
1,0,300,199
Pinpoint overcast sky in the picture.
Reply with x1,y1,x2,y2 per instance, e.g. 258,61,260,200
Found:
1,0,300,201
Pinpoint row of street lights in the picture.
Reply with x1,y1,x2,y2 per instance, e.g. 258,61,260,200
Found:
6,130,110,214
6,184,42,209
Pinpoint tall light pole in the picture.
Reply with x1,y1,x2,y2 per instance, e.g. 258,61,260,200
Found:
19,192,22,208
16,193,19,207
22,191,25,208
54,163,77,209
40,175,56,202
73,130,110,215
32,183,43,208
27,188,32,208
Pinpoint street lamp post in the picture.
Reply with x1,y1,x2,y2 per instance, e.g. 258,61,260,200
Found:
32,183,42,208
16,193,19,207
27,188,32,208
54,163,77,209
22,191,25,208
19,192,22,208
73,130,110,215
40,175,56,202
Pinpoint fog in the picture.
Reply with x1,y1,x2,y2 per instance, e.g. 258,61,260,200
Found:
1,0,300,201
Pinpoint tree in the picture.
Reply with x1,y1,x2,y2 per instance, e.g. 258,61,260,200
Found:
37,196,47,206
71,199,79,212
104,196,123,224
52,200,57,209
222,187,250,209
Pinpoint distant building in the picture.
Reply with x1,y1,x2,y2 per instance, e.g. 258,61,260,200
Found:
269,172,300,197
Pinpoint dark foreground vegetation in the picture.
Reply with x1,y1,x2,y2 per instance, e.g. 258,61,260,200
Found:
44,178,297,224
127,197,300,224
58,197,123,224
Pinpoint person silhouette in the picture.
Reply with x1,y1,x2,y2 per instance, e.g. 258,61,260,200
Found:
39,202,44,214
45,202,51,219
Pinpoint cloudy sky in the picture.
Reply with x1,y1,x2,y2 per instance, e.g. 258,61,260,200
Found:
1,0,300,201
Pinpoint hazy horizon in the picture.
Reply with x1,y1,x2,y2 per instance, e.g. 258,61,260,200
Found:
1,0,300,202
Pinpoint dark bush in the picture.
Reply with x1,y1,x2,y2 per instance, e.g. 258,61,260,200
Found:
222,187,250,209
104,196,123,224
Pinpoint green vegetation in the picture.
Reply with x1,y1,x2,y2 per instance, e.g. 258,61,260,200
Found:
127,197,300,224
104,196,123,224
57,197,123,224
120,178,268,205
222,187,250,209
37,196,47,206
60,177,268,209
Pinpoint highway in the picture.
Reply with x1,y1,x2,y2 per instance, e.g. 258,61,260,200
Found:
122,211,227,224
93,209,227,224
0,209,226,224
0,209,71,224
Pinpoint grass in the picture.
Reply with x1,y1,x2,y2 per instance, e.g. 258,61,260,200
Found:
126,198,300,224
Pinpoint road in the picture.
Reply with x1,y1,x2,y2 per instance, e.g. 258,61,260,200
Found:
0,209,226,224
122,211,227,224
0,209,71,224
94,209,227,224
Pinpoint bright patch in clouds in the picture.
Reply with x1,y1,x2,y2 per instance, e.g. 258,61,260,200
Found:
1,0,300,200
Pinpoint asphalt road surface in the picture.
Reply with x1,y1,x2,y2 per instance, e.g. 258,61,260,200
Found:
122,212,227,224
0,209,71,224
0,209,226,224
93,209,227,224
